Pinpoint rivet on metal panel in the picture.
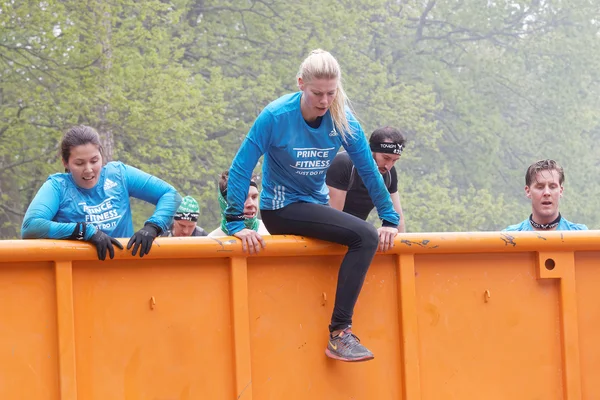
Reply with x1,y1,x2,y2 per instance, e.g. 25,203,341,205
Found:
150,296,156,310
484,290,491,303
321,292,327,306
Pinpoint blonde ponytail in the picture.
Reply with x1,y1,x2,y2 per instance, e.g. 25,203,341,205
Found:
297,49,355,141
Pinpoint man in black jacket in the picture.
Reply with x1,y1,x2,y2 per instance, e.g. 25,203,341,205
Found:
326,126,406,232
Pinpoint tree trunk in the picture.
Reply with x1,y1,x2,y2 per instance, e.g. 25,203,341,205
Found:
97,5,114,162
0,156,23,239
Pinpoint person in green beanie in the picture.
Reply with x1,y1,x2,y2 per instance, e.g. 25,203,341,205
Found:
208,170,269,237
162,195,208,237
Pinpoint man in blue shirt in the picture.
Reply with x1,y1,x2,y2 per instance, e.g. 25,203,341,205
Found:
504,159,587,231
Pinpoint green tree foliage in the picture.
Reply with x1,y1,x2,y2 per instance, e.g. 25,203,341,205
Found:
1,0,599,239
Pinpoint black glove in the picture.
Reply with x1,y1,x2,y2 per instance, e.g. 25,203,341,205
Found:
127,223,160,258
89,229,124,261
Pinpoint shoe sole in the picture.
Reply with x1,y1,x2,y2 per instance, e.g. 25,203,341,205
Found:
325,348,375,362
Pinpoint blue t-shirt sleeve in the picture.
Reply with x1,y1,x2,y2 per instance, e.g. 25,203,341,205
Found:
123,164,182,233
503,219,528,231
342,117,399,226
225,110,272,235
21,178,97,240
571,223,588,230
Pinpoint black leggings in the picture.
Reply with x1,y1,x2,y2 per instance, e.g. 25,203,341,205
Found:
261,202,379,333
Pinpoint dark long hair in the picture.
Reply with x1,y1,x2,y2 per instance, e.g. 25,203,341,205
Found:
61,125,104,171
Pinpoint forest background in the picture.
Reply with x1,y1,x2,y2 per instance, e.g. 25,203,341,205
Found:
1,0,599,238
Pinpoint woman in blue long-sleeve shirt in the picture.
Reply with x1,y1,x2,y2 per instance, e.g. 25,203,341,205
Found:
224,49,400,362
22,125,181,260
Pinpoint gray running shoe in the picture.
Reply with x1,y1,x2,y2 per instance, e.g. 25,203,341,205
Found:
325,328,374,362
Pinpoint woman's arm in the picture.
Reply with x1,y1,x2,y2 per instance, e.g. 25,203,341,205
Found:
225,111,272,235
21,179,96,240
124,164,182,233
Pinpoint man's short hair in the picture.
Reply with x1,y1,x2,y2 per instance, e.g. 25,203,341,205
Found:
525,159,565,186
219,169,259,197
369,126,406,147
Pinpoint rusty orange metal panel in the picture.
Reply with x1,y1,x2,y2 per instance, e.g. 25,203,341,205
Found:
415,252,563,399
246,255,403,399
71,258,235,399
55,261,77,400
574,252,600,399
1,232,599,399
0,262,60,400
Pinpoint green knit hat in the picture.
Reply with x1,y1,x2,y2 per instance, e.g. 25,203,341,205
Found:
174,196,199,221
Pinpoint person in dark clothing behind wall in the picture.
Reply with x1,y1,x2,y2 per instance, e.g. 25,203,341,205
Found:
327,126,406,233
162,195,209,237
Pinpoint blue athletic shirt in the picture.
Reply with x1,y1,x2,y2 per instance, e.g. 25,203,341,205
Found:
504,218,588,231
225,92,400,235
21,161,181,240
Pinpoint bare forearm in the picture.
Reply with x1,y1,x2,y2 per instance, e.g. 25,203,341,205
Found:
397,214,406,233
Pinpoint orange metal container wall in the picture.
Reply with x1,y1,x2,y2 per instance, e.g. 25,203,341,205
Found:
0,231,598,400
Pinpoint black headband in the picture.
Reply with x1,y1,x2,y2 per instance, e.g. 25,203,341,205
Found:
174,212,199,222
221,180,258,198
370,142,404,155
